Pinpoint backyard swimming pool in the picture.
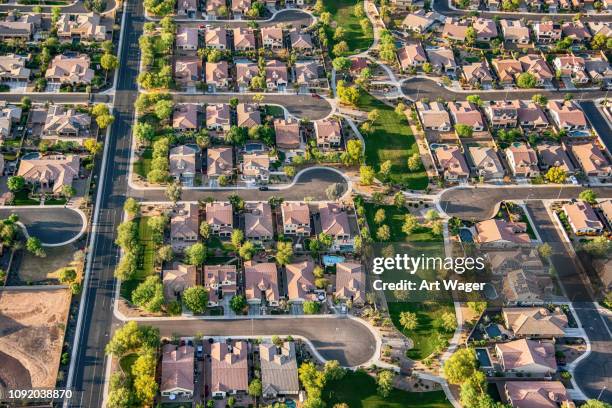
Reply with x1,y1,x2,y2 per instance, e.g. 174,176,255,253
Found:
323,255,345,266
476,348,492,367
459,228,473,242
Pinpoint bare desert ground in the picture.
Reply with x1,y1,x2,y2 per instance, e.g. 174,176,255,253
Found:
0,288,71,393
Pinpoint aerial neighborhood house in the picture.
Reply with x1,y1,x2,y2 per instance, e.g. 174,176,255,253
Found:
503,268,555,303
285,259,317,302
500,19,530,44
442,18,469,42
236,62,259,91
173,103,200,131
236,103,260,128
562,201,604,235
0,102,22,140
261,26,284,49
492,58,523,86
281,201,311,235
170,203,200,251
205,27,228,49
533,21,562,44
205,60,231,91
600,200,612,229
584,53,612,87
518,55,554,87
502,307,568,338
204,264,237,306
319,203,354,251
42,105,91,144
177,0,197,16
467,145,505,180
259,342,300,399
517,101,549,129
0,54,30,83
434,144,470,182
289,30,314,54
553,55,588,84
546,100,587,131
588,21,612,37
206,0,227,18
0,13,36,40
210,341,249,398
561,21,591,43
504,382,572,408
274,118,301,150
206,103,231,132
570,142,612,179
162,263,197,301
448,101,485,131
536,142,575,174
495,339,557,375
415,101,451,131
207,146,233,179
349,57,369,76
244,261,280,306
244,202,274,242
472,18,498,41
425,47,457,74
335,262,365,306
485,100,519,128
397,43,427,70
265,60,288,91
241,153,270,183
401,10,441,33
176,27,199,51
169,145,200,186
175,57,201,89
314,119,342,149
45,54,94,85
56,13,107,42
462,61,494,88
294,61,321,88
233,28,257,51
505,142,540,178
231,0,251,17
160,344,195,400
17,155,80,195
475,219,531,245
206,201,233,237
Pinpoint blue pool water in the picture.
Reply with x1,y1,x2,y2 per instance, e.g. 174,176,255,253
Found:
323,255,345,266
245,143,264,153
476,348,492,367
459,228,473,242
21,152,40,160
285,400,296,408
485,324,502,338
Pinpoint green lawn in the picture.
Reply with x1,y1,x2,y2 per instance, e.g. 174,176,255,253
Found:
119,353,137,375
324,371,452,408
388,302,455,360
358,93,428,190
120,216,156,300
326,0,373,53
363,203,441,243
13,189,40,206
134,148,153,178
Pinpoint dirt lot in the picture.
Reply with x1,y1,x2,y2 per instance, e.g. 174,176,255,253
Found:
0,288,71,391
15,244,80,283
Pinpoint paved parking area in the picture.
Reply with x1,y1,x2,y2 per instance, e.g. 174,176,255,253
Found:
0,207,85,245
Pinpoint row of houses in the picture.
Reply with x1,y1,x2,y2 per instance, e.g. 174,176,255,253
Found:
0,11,109,42
393,0,611,11
561,199,612,235
0,52,95,85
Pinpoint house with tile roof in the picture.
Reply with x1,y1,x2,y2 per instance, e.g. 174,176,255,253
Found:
536,142,574,174
500,19,530,44
204,264,237,306
170,203,200,251
162,263,197,301
211,341,249,397
205,27,228,49
161,344,195,399
281,201,310,235
467,145,505,180
484,100,519,128
286,259,317,302
236,62,259,91
244,261,280,305
495,339,557,375
563,201,605,235
265,60,288,91
517,100,549,129
45,54,94,85
448,101,485,131
56,13,107,42
319,203,353,251
170,145,200,186
472,18,498,41
289,30,314,54
475,219,531,245
462,61,494,88
397,43,427,70
173,103,200,131
241,153,270,183
505,142,539,178
274,118,301,149
207,147,233,179
335,262,365,306
206,61,230,92
244,202,274,242
17,154,79,195
206,103,231,132
236,103,261,128
503,307,568,338
176,27,199,50
175,56,201,89
42,105,91,144
518,55,554,87
260,342,300,398
504,381,572,408
434,144,470,182
233,27,256,51
0,54,30,82
426,47,457,73
206,201,233,237
261,26,284,49
314,119,342,149
415,101,451,131
547,100,588,131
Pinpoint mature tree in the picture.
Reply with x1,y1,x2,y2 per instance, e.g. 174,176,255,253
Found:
133,121,156,144
431,220,443,236
395,102,407,118
147,215,167,244
455,124,474,138
230,294,247,314
393,192,406,208
333,27,346,41
124,197,140,218
516,72,537,89
7,176,25,192
105,321,142,356
376,370,394,397
402,214,419,234
336,80,360,106
582,236,611,258
248,379,262,398
344,139,363,164
26,237,45,257
531,94,548,106
231,229,244,248
276,241,293,265
59,267,77,283
466,95,483,106
332,56,352,71
101,54,119,71
467,301,487,315
579,189,597,204
132,276,164,312
407,153,422,171
465,26,477,45
156,244,174,263
581,400,612,408
374,208,386,225
185,242,206,265
399,311,418,331
303,301,320,315
545,166,567,184
84,139,103,156
182,286,208,314
154,99,174,121
199,222,211,240
379,160,392,180
359,165,375,185
439,311,457,332
164,182,182,203
376,225,391,241
114,252,138,280
425,209,439,222
239,241,255,260
443,347,478,384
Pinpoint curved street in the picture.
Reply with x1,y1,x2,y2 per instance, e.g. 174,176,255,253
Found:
0,207,86,246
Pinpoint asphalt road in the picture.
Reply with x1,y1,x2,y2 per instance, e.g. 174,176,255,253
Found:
526,202,612,403
401,77,609,103
0,207,84,245
580,101,612,153
175,93,333,121
144,317,377,367
0,93,112,104
0,0,116,13
439,186,612,221
129,167,348,201
179,9,314,29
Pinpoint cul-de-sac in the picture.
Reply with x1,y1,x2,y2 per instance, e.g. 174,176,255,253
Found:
0,0,610,406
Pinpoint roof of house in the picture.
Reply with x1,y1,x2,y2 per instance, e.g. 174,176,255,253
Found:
171,203,199,241
426,47,456,69
244,201,274,239
204,264,237,286
600,200,612,222
56,12,105,40
434,145,469,177
536,142,574,172
473,18,498,38
265,60,288,83
286,259,317,301
497,339,557,371
163,263,197,300
206,201,233,226
236,62,259,84
571,142,611,174
463,61,494,83
415,101,451,128
289,29,313,49
274,118,300,149
175,56,200,83
507,142,539,172
563,201,604,231
260,342,300,395
232,0,251,12
176,26,199,48
442,18,469,41
517,100,549,126
161,344,195,393
206,103,231,128
468,145,504,175
475,219,531,244
211,341,249,393
244,261,280,302
281,201,310,225
173,103,199,129
242,153,270,177
0,54,30,79
335,262,365,303
314,119,341,142
562,21,592,40
295,61,319,84
500,19,530,40
205,27,227,48
519,55,554,81
401,10,439,31
207,146,233,177
492,58,523,82
233,27,256,49
319,202,350,237
43,105,91,136
547,100,587,128
448,101,484,128
503,307,569,337
205,61,229,85
505,381,572,408
170,144,199,176
397,43,427,69
17,154,79,193
236,103,261,128
45,54,94,84
261,26,283,42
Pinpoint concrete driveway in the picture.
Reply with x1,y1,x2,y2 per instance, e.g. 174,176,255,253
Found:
0,207,86,246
